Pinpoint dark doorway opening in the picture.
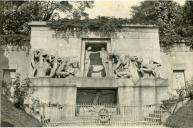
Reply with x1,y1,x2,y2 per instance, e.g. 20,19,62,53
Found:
76,89,117,105
75,88,118,116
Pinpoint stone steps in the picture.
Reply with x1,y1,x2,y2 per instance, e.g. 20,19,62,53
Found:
144,109,163,125
43,109,164,126
149,113,161,118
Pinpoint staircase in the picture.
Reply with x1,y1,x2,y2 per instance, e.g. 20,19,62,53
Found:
144,109,165,125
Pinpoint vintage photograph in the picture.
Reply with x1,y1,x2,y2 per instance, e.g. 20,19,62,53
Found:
0,0,193,127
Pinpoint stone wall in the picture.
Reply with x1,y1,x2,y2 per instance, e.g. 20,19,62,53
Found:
1,21,193,97
0,46,30,83
30,77,168,106
111,27,161,64
160,45,193,94
29,22,161,65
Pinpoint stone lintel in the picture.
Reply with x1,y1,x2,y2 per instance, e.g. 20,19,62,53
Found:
30,77,168,87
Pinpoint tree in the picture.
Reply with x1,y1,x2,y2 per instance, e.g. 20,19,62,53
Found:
178,1,193,47
183,1,193,26
0,1,94,47
130,0,193,48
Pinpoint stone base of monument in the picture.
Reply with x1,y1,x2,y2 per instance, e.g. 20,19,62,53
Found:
29,77,169,123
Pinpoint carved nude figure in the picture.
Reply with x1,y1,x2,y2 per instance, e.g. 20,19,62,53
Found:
85,46,99,77
49,55,58,77
55,59,70,78
36,52,50,77
85,46,92,76
129,56,140,80
139,59,161,78
115,55,132,78
111,55,131,78
71,61,80,77
99,47,108,75
30,50,42,77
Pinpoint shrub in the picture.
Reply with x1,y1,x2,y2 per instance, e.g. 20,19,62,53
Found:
1,73,35,110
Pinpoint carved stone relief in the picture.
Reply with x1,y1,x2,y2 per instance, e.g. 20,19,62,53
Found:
109,53,161,79
30,49,161,79
30,49,80,78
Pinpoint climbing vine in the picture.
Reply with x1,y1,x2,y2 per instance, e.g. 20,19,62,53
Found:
0,34,30,50
48,17,130,36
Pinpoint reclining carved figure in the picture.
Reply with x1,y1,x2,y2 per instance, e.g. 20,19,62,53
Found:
55,58,70,78
138,60,161,78
110,54,131,78
109,54,162,79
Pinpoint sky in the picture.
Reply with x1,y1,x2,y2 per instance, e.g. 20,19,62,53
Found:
84,0,186,19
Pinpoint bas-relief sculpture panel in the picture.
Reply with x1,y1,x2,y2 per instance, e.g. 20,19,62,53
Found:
30,49,80,78
30,48,161,80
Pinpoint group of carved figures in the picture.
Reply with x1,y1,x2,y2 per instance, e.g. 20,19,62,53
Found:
84,46,161,79
109,54,161,79
30,49,80,78
30,49,161,79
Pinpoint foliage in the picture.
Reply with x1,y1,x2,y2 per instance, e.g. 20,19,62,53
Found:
176,77,193,100
0,35,30,49
49,16,130,36
130,0,193,48
0,1,93,47
183,1,193,26
161,77,193,113
13,74,33,109
1,73,35,110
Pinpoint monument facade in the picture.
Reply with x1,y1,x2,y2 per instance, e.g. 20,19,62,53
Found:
25,22,168,107
0,21,193,124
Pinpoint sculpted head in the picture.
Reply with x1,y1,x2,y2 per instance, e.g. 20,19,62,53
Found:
71,60,79,68
101,47,106,51
124,55,130,61
50,55,56,62
33,50,41,58
130,56,136,61
57,57,62,64
87,46,92,51
137,57,143,64
42,52,49,62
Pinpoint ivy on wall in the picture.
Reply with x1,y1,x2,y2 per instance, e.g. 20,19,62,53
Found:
48,17,193,50
0,34,30,49
1,1,193,49
48,17,130,36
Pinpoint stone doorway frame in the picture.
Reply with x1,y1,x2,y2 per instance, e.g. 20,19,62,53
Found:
80,38,111,77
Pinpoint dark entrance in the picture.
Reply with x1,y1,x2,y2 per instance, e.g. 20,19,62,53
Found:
84,42,108,77
76,89,117,105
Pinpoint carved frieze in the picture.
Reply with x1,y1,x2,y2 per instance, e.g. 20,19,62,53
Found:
30,49,161,79
30,49,80,78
